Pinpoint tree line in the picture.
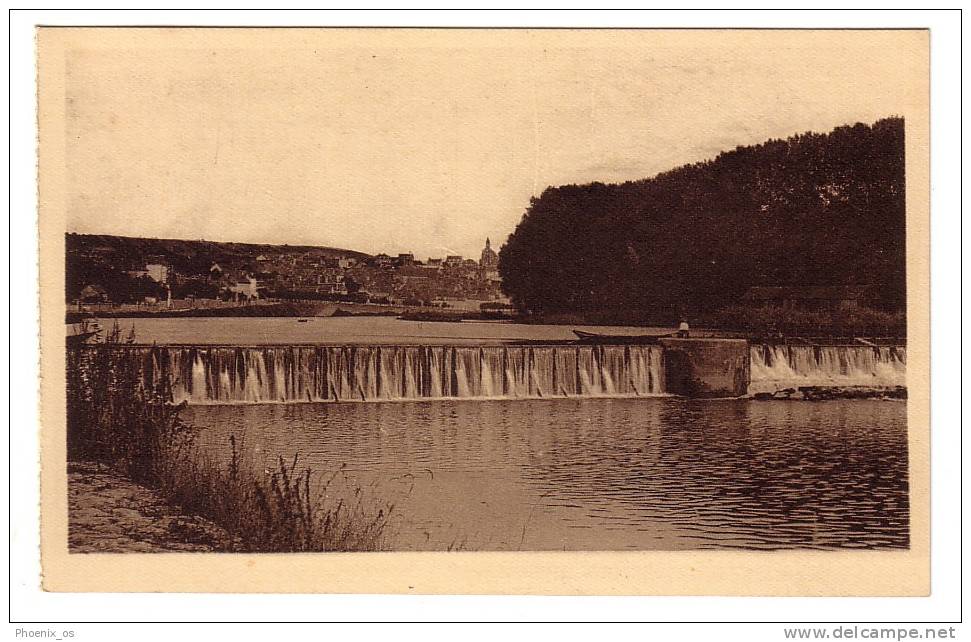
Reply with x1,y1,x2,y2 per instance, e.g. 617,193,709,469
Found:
498,118,905,320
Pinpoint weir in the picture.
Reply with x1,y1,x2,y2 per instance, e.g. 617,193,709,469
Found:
150,344,666,404
86,341,907,405
749,344,906,393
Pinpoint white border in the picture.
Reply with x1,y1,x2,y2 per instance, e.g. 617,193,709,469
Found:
8,7,964,631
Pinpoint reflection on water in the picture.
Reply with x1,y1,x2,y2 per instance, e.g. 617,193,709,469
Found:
185,398,908,551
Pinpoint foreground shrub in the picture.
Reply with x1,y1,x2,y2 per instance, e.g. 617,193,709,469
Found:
66,325,394,551
157,440,394,552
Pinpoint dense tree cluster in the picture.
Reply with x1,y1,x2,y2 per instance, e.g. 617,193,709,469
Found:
66,251,167,304
498,118,905,319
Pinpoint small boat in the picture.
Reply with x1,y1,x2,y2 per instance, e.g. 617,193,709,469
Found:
573,329,671,344
297,318,309,323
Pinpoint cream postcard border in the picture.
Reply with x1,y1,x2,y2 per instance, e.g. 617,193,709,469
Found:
37,27,930,595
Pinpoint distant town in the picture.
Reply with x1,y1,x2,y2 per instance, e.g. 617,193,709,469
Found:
66,233,507,311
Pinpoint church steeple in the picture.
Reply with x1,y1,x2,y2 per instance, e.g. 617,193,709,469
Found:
480,237,498,270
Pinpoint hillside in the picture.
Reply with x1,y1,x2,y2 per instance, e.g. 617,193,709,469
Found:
66,233,370,302
498,118,905,320
68,234,369,273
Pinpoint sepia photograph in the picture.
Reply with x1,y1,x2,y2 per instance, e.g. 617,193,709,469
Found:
34,24,933,597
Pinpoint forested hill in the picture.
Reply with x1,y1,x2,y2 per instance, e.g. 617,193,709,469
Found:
498,118,905,318
66,233,370,301
68,234,369,274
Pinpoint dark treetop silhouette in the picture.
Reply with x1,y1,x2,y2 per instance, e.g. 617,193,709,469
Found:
498,118,905,320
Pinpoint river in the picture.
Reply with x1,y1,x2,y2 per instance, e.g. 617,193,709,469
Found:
185,397,908,551
76,316,908,551
81,315,673,345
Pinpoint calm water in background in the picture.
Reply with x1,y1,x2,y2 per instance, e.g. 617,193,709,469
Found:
185,397,909,551
84,316,673,345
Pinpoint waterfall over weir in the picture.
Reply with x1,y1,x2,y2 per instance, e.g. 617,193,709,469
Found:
749,344,906,393
154,345,665,405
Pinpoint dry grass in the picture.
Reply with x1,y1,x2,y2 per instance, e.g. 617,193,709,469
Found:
157,438,395,552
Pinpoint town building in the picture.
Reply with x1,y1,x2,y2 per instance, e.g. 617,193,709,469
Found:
79,284,109,303
227,276,260,301
126,263,169,284
479,238,502,289
479,237,499,270
145,263,169,284
371,253,394,269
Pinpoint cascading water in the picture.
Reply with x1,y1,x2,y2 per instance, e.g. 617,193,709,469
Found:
749,344,906,393
148,344,665,404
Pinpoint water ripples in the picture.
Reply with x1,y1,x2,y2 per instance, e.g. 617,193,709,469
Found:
186,397,908,551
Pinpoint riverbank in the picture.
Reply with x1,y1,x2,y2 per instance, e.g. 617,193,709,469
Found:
68,300,516,324
67,301,324,323
397,309,514,322
513,306,905,338
68,461,231,553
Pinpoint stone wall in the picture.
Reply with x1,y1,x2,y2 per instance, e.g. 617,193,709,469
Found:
659,338,750,398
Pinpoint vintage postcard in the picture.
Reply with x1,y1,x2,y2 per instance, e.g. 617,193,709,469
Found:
38,27,929,594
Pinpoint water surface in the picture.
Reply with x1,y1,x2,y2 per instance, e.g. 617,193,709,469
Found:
186,397,908,551
85,316,672,345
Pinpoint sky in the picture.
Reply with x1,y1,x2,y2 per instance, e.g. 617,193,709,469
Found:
61,29,925,259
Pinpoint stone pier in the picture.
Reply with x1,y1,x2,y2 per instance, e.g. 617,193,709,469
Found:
658,338,750,398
